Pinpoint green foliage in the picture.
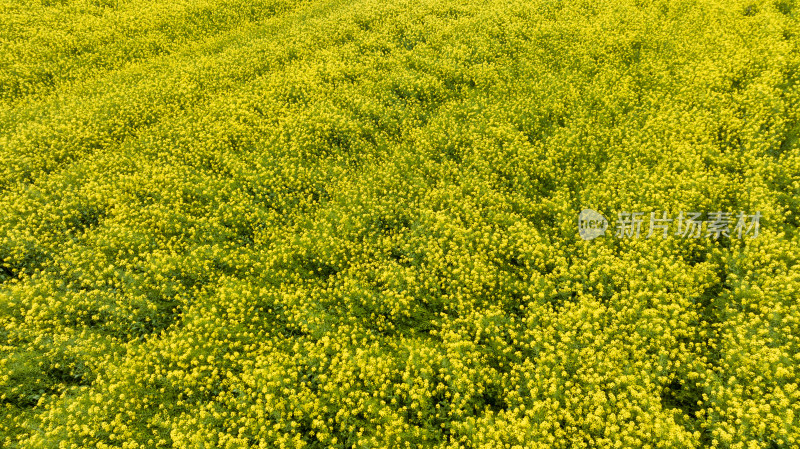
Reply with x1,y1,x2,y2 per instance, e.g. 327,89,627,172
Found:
1,0,800,447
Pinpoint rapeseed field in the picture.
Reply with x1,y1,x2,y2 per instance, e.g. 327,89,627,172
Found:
1,0,799,447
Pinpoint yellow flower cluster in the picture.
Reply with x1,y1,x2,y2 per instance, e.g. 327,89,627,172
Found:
1,0,799,447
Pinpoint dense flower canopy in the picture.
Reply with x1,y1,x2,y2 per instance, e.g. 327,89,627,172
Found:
1,0,799,448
